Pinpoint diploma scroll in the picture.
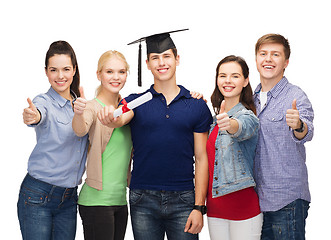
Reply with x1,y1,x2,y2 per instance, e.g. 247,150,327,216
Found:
113,92,153,118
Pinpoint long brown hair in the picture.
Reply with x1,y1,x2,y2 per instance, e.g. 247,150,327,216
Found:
45,41,81,97
210,55,256,115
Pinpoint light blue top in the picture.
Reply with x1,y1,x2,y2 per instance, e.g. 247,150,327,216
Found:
210,102,259,197
27,87,89,188
254,77,314,211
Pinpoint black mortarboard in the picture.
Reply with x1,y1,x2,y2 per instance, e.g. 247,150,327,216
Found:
128,28,188,86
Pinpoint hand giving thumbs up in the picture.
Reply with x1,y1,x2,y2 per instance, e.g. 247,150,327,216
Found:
286,99,301,129
23,98,41,125
216,100,231,131
73,87,87,115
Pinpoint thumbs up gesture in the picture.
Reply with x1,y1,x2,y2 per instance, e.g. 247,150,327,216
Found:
73,87,87,115
23,98,41,125
286,99,301,129
216,100,231,131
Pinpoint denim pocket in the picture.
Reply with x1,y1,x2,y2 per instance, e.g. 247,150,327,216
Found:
220,132,234,149
178,191,195,206
129,190,144,205
22,187,48,206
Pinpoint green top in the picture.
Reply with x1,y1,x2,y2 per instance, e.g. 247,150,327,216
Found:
78,98,132,206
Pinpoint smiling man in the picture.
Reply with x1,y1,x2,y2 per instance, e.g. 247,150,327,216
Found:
98,30,212,240
253,34,314,240
126,30,212,240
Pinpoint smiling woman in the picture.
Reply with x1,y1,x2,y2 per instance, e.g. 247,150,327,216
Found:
17,40,89,240
207,55,261,240
45,54,76,100
95,50,130,97
72,50,133,240
97,56,128,97
217,61,249,111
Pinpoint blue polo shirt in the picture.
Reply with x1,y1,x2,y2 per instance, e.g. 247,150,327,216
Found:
124,85,212,191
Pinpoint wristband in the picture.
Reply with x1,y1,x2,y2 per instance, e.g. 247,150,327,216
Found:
193,205,207,215
294,119,305,133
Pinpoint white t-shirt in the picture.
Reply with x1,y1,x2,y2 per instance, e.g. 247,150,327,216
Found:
260,91,268,111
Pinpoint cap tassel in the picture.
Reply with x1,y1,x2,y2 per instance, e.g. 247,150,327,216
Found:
138,42,142,87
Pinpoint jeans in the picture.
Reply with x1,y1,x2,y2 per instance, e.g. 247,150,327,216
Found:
129,189,198,240
78,205,128,240
17,174,78,240
261,199,310,240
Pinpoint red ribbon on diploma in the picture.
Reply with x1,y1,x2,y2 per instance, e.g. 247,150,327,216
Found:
121,99,131,113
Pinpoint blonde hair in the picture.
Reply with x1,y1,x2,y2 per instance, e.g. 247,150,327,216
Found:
95,50,130,96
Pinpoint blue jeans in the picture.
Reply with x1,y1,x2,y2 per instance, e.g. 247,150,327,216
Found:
261,199,310,240
129,189,198,240
17,174,78,240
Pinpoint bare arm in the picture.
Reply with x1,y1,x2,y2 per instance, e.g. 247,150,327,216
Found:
72,112,89,137
72,95,90,137
184,131,209,235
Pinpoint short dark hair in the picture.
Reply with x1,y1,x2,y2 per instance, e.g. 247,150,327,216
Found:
147,48,177,61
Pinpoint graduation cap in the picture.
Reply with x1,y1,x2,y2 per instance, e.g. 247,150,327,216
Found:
128,28,189,86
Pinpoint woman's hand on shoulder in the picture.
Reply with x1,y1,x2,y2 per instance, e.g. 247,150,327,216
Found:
190,91,207,103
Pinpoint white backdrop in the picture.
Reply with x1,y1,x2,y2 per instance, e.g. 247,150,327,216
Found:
1,0,329,239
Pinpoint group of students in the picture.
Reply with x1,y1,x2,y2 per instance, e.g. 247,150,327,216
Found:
17,30,314,240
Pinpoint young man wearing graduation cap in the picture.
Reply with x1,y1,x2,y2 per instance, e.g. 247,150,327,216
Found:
98,29,212,239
